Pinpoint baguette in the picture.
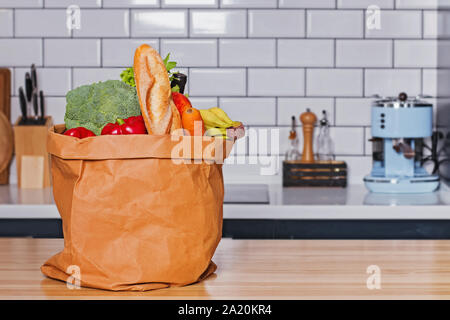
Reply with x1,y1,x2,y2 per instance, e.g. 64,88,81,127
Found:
134,44,174,135
169,99,182,133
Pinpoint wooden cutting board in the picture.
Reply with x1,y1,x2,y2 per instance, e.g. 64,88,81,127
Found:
0,113,13,174
0,69,11,184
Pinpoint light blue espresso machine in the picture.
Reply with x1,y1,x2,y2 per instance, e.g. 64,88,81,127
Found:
364,93,440,193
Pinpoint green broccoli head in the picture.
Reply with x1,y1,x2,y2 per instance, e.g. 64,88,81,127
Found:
64,80,141,135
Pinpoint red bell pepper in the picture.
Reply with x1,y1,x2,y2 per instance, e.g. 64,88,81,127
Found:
101,115,147,135
64,127,96,138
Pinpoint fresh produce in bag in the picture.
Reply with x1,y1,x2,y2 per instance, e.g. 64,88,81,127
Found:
41,44,238,291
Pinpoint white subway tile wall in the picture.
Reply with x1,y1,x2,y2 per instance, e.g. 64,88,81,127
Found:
248,68,305,96
278,40,334,67
162,39,217,66
0,39,42,66
221,0,276,8
219,97,276,125
73,9,130,38
190,10,246,37
279,0,335,8
131,10,187,37
364,69,422,97
277,98,334,125
44,39,101,66
163,0,218,7
2,2,444,184
102,39,159,66
365,11,422,38
0,0,43,8
396,0,450,9
307,10,363,38
219,39,276,66
249,10,305,37
394,40,438,68
337,0,394,9
103,0,159,8
307,69,363,97
44,0,102,8
14,68,71,96
336,40,392,67
72,68,123,88
190,68,246,96
0,9,13,37
15,10,70,37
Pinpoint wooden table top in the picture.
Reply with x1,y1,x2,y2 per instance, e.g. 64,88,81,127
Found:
2,238,450,299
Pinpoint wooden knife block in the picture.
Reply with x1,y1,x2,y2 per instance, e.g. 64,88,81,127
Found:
13,116,53,188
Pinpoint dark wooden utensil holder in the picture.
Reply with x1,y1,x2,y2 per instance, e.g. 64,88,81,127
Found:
283,160,347,187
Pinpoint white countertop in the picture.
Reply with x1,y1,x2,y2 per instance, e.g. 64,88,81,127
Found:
0,183,449,220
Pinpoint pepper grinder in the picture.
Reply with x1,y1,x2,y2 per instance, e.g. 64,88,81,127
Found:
300,108,317,164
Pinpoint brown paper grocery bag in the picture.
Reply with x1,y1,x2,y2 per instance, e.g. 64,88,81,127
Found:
41,125,234,291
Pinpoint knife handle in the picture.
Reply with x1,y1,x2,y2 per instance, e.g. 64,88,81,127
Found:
25,72,33,102
31,64,37,89
32,92,38,119
39,90,44,121
18,87,27,123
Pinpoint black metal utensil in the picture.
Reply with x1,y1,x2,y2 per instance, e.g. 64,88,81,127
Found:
18,87,28,124
32,92,39,122
39,90,45,123
31,64,37,90
25,72,33,102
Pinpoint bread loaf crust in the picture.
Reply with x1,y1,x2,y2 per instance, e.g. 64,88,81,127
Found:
169,99,182,133
134,44,172,135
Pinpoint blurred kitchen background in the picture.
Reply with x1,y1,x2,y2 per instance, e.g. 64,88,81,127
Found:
1,0,449,185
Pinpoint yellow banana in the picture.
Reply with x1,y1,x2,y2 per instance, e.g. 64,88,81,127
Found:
205,127,227,138
208,107,234,127
199,109,230,128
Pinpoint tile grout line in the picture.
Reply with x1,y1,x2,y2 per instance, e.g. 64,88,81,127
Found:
217,37,220,67
392,39,395,68
187,8,190,38
274,38,278,67
246,8,249,38
100,39,103,68
333,97,336,126
275,96,278,126
70,67,73,90
304,68,307,97
362,68,365,97
12,8,15,37
41,38,44,67
421,9,424,39
128,8,131,38
363,122,366,155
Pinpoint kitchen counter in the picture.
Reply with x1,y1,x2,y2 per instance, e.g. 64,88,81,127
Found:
2,184,450,239
1,183,450,220
3,238,450,299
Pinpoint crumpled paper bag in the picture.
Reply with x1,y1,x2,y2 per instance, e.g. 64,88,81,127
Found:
41,125,233,291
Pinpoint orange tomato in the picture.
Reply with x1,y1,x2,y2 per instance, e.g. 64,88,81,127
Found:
181,108,205,136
